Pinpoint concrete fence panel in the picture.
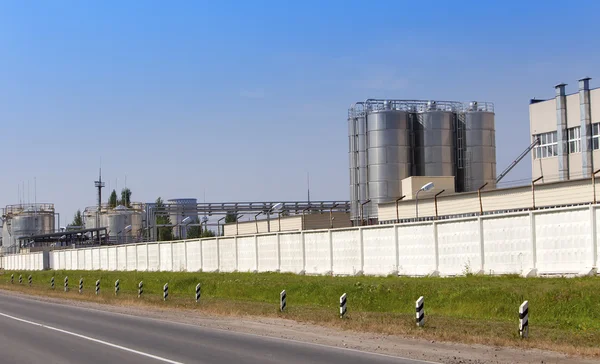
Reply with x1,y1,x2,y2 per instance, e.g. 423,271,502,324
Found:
304,231,331,275
482,214,532,275
278,233,303,273
136,244,148,271
186,240,202,272
257,235,278,272
437,219,482,276
172,242,186,272
147,243,160,271
202,239,218,272
362,226,396,276
397,224,437,276
159,243,172,271
218,238,236,273
237,236,257,272
331,229,361,276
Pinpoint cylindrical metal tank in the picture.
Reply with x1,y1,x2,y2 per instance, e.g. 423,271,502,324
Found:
414,105,456,177
1,204,55,246
107,205,143,243
348,116,359,222
366,109,411,219
356,115,368,218
167,198,198,238
464,103,496,191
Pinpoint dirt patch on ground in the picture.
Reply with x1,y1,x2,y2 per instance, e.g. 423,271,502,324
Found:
0,288,596,364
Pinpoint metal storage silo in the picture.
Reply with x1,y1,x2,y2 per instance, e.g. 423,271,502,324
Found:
365,104,411,220
414,102,456,177
463,101,496,191
356,115,368,219
167,198,198,238
348,114,359,222
1,204,55,246
107,205,143,243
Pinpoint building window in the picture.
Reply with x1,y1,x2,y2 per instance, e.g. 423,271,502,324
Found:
533,131,557,159
568,126,581,153
593,123,600,150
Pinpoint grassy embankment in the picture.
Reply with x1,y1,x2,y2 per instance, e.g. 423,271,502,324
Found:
1,270,599,357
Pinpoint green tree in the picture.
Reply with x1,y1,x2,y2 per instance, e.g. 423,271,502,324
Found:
185,217,202,239
71,209,84,227
120,188,132,208
155,197,173,241
225,212,238,223
200,229,215,238
108,190,118,208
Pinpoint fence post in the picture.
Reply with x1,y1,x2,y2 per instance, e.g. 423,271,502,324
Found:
199,239,204,272
157,242,162,272
115,247,118,272
527,211,538,277
146,243,150,272
254,235,258,273
478,217,485,274
394,225,399,275
433,222,440,276
300,231,306,275
519,301,529,338
280,289,287,312
359,228,364,275
590,206,598,270
234,236,238,272
183,240,188,272
276,233,281,273
339,293,347,318
170,241,174,272
416,296,425,327
328,230,334,275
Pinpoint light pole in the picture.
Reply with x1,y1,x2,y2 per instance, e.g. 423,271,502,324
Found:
415,182,434,219
179,216,191,239
217,216,225,236
236,214,243,235
269,203,283,233
360,200,371,226
201,216,208,236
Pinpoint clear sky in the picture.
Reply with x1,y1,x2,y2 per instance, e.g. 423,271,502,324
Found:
1,0,599,224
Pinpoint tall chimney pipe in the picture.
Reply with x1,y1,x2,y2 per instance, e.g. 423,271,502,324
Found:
580,77,592,177
555,83,569,181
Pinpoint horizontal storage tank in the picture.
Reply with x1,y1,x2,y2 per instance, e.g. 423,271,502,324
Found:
414,103,456,177
464,102,496,191
366,107,411,219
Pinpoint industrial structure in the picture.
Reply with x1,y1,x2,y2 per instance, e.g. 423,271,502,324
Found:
83,202,145,244
529,77,599,182
167,198,198,238
1,203,57,247
348,99,496,225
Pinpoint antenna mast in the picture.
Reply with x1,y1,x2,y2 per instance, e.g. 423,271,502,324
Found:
94,168,105,238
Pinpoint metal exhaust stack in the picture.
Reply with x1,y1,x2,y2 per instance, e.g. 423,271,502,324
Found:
580,77,593,177
555,83,569,181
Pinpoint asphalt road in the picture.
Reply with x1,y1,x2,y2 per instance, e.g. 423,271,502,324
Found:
0,292,436,364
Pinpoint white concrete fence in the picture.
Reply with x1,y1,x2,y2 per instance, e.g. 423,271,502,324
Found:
2,205,599,276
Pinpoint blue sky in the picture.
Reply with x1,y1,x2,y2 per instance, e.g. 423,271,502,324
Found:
1,0,599,223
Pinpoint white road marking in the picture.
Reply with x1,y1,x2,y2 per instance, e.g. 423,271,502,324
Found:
0,311,184,364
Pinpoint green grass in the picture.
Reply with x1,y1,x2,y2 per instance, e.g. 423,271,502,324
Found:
1,270,600,355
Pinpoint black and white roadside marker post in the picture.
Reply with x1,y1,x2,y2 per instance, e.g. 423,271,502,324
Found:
28,275,32,286
340,293,347,318
163,283,168,301
280,290,287,312
51,277,55,289
95,280,100,295
79,278,83,294
19,275,22,284
138,281,143,298
64,276,69,292
10,274,13,284
195,283,201,303
115,280,120,296
416,296,425,327
519,301,529,338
